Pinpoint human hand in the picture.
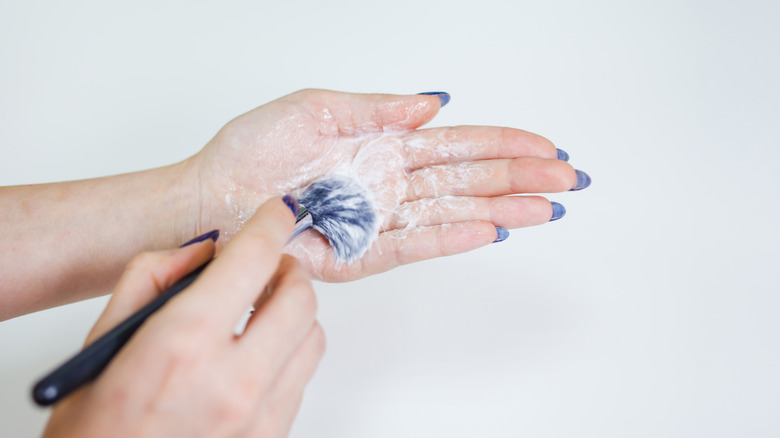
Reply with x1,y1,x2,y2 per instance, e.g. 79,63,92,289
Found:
44,198,325,438
187,89,590,281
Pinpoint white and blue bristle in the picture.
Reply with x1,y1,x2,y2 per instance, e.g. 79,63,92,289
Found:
296,176,379,262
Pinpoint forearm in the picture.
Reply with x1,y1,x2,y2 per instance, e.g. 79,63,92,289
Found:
0,160,198,320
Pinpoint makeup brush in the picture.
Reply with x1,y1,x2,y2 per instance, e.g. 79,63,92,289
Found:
32,175,378,406
291,174,379,262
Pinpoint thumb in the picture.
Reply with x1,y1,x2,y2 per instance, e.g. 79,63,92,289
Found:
83,232,217,346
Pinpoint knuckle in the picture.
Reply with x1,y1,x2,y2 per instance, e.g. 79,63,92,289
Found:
126,251,161,272
281,279,318,320
444,126,462,143
536,134,557,154
532,160,575,191
521,129,556,155
278,254,301,272
280,255,308,279
552,161,577,189
244,227,276,250
236,230,281,263
254,402,286,435
213,387,253,424
434,224,456,257
160,304,219,343
293,88,317,97
289,88,326,103
310,322,327,358
392,231,418,265
152,328,201,365
503,128,556,155
499,126,516,148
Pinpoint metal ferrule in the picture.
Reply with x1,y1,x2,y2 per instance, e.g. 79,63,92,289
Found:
289,205,313,242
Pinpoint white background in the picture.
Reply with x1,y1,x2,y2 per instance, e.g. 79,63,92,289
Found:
1,0,778,436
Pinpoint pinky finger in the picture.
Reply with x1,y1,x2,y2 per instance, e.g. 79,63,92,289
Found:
372,220,500,267
294,220,500,281
250,322,326,437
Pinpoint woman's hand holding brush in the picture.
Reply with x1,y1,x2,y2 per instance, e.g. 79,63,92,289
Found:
43,197,325,438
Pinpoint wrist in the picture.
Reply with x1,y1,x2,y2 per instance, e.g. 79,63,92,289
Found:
165,156,205,247
184,147,275,247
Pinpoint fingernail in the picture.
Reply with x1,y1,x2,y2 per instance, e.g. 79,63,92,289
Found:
570,170,592,191
282,194,299,216
556,148,569,162
493,226,509,243
418,91,450,107
550,202,566,221
180,229,220,248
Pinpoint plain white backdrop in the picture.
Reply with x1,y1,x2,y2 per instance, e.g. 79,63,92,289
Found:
1,0,778,436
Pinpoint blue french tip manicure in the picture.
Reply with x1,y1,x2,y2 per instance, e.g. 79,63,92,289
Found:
570,170,592,191
418,91,450,107
180,229,220,247
556,148,569,162
282,194,299,216
550,202,566,221
493,226,509,243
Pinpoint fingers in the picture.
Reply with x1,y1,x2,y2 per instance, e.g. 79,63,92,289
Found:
383,195,556,230
180,198,296,330
406,158,578,200
269,322,325,404
85,240,215,345
402,126,560,170
250,322,326,437
237,256,317,377
283,89,443,134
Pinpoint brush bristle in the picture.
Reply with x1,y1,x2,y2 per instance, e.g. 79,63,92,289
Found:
298,176,379,262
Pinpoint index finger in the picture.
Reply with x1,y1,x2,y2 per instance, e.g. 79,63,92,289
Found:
179,197,297,328
281,89,443,134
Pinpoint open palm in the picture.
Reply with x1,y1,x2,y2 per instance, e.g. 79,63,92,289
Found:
191,89,586,281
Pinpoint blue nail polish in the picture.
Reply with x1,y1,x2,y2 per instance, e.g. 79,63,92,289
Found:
180,229,220,247
493,226,509,243
418,91,450,107
556,148,569,162
570,170,592,191
550,202,566,221
282,194,299,216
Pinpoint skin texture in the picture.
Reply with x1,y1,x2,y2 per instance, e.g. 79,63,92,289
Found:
43,198,325,438
191,89,579,281
0,89,582,319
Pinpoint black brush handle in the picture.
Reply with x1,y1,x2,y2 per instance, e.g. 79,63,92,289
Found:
32,261,211,406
